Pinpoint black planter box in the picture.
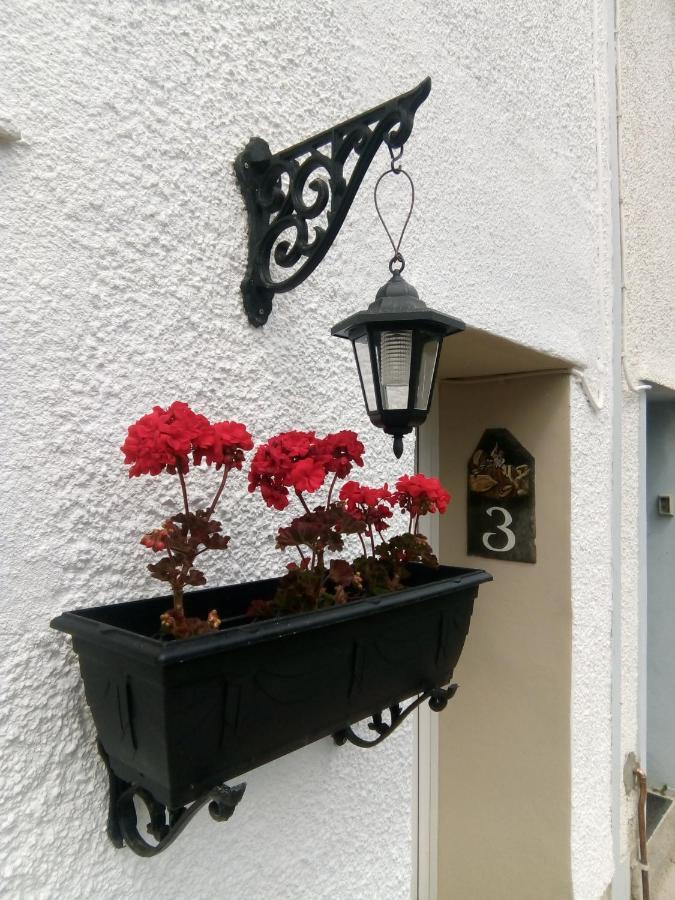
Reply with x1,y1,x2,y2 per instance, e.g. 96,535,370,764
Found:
51,564,490,810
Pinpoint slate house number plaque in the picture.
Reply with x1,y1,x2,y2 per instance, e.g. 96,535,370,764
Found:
467,428,536,564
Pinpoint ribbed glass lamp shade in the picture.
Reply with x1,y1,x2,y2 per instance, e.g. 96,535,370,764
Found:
379,330,412,409
331,273,465,458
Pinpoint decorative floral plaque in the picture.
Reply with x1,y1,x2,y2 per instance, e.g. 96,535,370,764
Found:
467,428,536,564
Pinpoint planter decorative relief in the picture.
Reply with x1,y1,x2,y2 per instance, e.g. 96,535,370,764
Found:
52,562,490,856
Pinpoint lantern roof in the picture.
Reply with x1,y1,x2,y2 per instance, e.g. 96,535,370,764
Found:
331,273,465,339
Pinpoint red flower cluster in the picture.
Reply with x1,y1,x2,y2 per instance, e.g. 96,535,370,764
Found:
339,481,394,532
193,420,254,471
248,430,364,510
321,430,365,478
121,402,208,476
395,474,451,516
121,402,252,477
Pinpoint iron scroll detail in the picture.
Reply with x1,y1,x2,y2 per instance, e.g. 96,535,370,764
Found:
333,684,458,749
98,742,246,857
235,77,431,326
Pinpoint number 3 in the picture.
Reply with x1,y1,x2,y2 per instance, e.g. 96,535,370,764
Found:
482,506,516,552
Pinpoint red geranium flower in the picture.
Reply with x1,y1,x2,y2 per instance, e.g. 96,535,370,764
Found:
285,457,327,493
193,420,254,471
121,401,211,477
259,479,290,511
339,481,395,532
395,474,451,516
278,430,316,458
248,430,328,509
318,430,365,478
248,429,368,513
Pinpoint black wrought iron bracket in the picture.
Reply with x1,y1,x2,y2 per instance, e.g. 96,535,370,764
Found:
234,77,431,326
98,742,246,857
96,683,452,853
333,683,458,749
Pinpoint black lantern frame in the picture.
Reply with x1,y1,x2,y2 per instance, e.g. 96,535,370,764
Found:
332,273,464,457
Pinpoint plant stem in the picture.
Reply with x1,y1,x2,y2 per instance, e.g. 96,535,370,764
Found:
177,464,190,532
408,512,414,534
207,467,229,517
369,527,376,556
358,533,369,557
296,490,311,514
172,584,184,618
326,471,339,508
295,544,308,563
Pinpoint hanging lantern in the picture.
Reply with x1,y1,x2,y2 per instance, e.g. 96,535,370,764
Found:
331,151,464,458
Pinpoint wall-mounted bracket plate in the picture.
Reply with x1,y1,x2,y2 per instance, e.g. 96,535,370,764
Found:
234,77,431,326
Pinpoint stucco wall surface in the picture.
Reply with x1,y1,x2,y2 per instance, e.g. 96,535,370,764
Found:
618,395,642,864
620,0,675,391
1,0,619,897
616,0,675,879
570,391,616,899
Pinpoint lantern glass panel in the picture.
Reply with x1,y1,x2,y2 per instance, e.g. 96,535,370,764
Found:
353,334,377,411
414,334,441,410
377,330,412,410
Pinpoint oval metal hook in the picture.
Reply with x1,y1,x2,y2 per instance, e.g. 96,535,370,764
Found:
373,167,416,263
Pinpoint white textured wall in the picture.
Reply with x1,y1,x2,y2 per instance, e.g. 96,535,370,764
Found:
620,0,675,392
617,0,675,883
0,0,642,897
1,2,419,897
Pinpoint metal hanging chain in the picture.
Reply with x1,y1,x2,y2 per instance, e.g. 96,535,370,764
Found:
374,145,415,274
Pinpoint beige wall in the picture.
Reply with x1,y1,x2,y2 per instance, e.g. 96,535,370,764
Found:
436,374,572,899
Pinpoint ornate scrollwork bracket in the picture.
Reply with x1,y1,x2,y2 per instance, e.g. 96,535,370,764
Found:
98,742,246,857
333,683,458,749
234,77,431,326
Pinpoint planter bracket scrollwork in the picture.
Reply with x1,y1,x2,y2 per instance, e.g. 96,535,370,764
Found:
234,77,431,326
333,683,458,749
98,742,246,856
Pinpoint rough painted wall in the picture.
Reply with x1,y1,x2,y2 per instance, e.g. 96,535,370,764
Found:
620,0,675,392
1,0,621,897
569,389,616,900
616,0,675,882
618,392,643,874
1,2,419,897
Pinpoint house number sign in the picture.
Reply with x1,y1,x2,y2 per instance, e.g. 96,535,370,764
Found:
467,428,536,564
